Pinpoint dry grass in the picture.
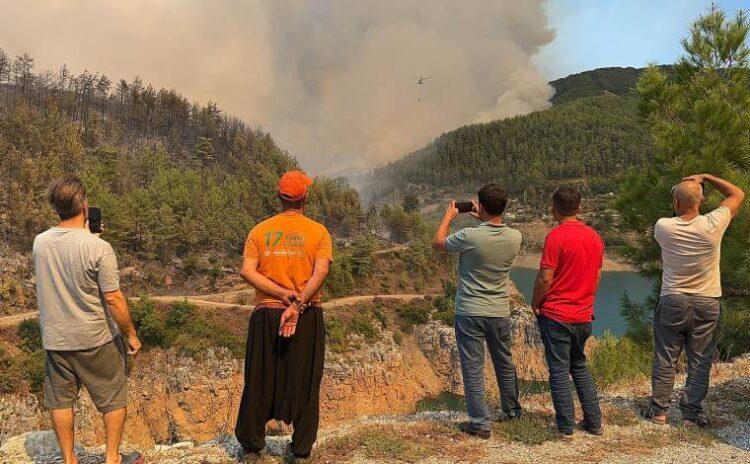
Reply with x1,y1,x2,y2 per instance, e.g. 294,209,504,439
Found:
601,404,639,427
311,421,482,463
492,412,558,445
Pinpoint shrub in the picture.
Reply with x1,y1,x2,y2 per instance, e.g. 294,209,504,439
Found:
397,303,430,332
350,234,376,278
182,254,201,276
433,281,457,326
392,330,404,346
15,350,45,393
433,309,455,326
621,290,657,346
590,333,651,387
325,318,347,352
0,347,17,394
325,251,356,298
166,300,195,329
349,314,378,341
718,297,750,360
173,317,244,358
17,318,43,352
0,347,45,395
131,298,167,347
372,305,388,329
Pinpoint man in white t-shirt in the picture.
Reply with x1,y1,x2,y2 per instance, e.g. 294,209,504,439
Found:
645,173,745,428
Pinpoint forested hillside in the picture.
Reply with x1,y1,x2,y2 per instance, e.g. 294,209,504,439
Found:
0,48,362,261
549,66,645,104
365,93,652,204
0,49,446,315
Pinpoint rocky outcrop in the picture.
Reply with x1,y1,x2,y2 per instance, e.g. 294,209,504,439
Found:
414,289,546,397
0,395,47,445
322,332,443,422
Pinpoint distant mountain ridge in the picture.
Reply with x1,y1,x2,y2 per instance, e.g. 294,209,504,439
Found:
549,66,646,105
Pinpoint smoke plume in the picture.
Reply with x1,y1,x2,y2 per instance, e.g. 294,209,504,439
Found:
0,0,555,173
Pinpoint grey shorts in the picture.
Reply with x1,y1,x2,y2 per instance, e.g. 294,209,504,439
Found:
44,336,129,413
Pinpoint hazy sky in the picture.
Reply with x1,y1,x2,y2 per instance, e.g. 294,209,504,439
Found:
0,0,556,173
0,1,746,173
537,0,748,79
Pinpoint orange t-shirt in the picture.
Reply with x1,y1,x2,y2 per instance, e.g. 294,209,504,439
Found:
243,211,333,306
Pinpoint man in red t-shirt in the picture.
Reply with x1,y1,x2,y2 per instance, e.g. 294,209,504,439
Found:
531,186,604,439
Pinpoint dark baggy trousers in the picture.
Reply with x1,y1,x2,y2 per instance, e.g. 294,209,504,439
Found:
537,315,601,434
235,306,325,457
454,315,522,430
650,293,720,421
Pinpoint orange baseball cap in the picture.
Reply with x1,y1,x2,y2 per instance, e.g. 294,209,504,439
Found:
278,171,313,201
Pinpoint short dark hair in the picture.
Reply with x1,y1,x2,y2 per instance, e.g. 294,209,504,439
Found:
477,183,507,216
279,194,306,211
48,176,87,220
552,186,581,216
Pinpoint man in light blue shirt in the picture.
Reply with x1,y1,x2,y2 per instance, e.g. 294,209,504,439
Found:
433,183,523,439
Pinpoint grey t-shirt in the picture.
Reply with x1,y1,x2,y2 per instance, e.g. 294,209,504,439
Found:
445,222,522,317
33,227,120,351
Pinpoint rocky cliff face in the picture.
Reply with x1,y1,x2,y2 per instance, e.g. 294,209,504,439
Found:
0,287,544,449
414,289,547,397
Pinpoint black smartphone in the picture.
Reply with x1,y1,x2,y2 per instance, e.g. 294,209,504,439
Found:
455,201,474,213
88,206,102,234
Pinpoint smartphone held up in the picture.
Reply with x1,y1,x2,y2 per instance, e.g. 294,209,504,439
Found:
455,201,475,214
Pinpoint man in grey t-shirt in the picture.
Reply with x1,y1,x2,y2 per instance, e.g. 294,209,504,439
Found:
33,176,143,464
433,183,523,439
645,173,744,428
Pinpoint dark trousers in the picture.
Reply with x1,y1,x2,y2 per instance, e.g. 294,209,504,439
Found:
651,293,720,421
537,315,601,434
455,315,521,430
235,306,325,457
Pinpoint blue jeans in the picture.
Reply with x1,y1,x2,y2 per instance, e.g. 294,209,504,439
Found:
455,315,521,430
537,315,601,434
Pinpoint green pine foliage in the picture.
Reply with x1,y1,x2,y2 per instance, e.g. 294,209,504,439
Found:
616,6,750,358
549,66,660,105
589,333,652,387
366,95,652,204
616,7,750,294
129,297,243,357
0,51,363,266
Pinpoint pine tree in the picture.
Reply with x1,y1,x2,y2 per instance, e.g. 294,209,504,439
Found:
616,5,750,293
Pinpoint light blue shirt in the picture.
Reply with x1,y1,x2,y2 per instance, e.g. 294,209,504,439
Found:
445,222,522,317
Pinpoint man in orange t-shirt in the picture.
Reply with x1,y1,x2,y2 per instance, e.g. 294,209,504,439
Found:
235,171,332,461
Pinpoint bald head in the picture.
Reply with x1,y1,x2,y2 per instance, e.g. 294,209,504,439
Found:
673,180,704,212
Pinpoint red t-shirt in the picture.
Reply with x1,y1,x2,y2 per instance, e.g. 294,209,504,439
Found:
539,220,604,324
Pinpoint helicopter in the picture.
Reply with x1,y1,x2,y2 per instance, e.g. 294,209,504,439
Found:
415,75,432,85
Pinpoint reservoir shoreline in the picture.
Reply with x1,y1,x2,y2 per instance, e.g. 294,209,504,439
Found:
514,251,637,272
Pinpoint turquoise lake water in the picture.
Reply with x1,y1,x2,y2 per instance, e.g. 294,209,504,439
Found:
509,266,656,337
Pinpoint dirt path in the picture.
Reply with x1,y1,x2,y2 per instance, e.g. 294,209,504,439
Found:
373,244,409,255
0,312,39,328
0,293,434,328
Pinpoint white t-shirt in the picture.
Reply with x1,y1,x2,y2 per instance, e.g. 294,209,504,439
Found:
654,206,731,297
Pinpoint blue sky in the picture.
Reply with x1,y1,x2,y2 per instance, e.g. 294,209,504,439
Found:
536,0,748,80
